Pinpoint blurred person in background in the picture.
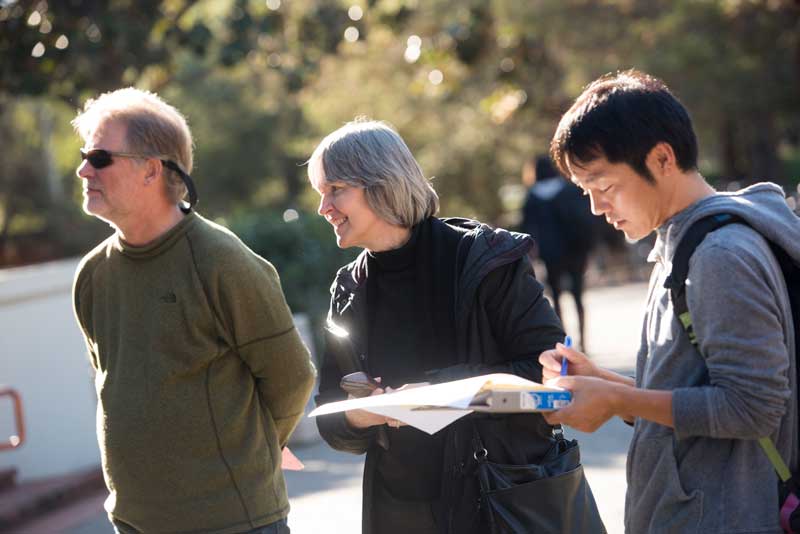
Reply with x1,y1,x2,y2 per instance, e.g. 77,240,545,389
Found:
521,154,596,351
71,87,315,534
308,118,580,534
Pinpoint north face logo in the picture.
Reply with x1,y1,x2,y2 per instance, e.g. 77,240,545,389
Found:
159,291,177,303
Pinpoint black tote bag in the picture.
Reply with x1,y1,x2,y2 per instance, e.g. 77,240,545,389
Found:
473,426,606,534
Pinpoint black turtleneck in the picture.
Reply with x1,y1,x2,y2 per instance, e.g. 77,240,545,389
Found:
365,221,456,501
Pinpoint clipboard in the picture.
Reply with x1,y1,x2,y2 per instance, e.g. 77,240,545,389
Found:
309,373,571,434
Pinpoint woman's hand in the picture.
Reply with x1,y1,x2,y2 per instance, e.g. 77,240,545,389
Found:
344,386,390,428
539,342,599,382
343,378,407,429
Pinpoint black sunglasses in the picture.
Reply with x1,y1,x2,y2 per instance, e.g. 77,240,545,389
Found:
80,148,199,213
80,148,144,169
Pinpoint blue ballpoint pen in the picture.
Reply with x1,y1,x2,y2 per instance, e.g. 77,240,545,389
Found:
560,335,573,376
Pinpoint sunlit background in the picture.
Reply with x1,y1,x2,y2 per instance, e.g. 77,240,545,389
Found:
1,0,798,531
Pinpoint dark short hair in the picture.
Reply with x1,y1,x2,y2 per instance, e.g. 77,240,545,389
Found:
550,69,698,182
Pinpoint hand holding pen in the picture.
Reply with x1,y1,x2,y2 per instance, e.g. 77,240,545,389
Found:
560,335,573,376
539,335,599,382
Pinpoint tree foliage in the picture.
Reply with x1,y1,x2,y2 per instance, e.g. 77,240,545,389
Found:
0,0,208,103
1,0,798,276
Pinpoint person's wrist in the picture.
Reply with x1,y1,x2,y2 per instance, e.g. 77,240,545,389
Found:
608,382,630,418
591,364,610,380
597,366,628,385
344,410,364,429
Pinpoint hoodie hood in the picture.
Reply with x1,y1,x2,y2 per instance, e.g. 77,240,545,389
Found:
651,182,800,267
530,178,567,201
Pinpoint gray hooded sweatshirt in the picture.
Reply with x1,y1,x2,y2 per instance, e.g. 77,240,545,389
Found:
625,183,800,533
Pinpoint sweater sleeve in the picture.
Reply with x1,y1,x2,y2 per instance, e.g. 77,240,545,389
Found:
211,249,317,449
72,259,99,372
672,237,791,440
427,257,565,383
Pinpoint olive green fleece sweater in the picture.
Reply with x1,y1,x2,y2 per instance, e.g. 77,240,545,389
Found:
73,212,316,534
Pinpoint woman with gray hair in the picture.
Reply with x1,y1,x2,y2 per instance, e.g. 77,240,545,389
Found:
310,119,566,534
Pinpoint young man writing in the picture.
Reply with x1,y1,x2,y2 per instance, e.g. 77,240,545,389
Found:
541,69,800,533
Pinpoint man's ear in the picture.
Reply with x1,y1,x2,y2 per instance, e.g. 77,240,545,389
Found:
645,142,678,179
143,158,162,185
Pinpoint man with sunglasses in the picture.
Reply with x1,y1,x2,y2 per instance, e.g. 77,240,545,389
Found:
71,87,315,534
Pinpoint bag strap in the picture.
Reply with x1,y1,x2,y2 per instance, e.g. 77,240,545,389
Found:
470,421,496,531
665,212,793,482
471,423,566,461
471,421,488,462
664,214,743,344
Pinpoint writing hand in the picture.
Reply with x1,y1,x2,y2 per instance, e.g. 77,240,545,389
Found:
539,342,599,382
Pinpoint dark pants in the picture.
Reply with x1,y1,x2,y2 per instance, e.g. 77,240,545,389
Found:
113,517,290,534
242,517,290,534
545,258,587,351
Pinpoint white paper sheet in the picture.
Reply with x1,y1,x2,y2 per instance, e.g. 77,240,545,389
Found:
308,373,564,434
365,406,472,434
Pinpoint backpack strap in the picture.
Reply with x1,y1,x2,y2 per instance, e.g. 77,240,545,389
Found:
664,212,795,484
664,213,744,344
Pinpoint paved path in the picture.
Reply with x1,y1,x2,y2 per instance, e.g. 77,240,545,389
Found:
59,282,648,534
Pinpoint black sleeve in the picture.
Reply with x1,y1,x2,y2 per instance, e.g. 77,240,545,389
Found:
314,313,376,455
427,257,565,384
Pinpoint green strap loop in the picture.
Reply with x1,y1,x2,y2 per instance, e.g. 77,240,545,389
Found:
678,312,698,345
758,437,792,482
678,311,693,331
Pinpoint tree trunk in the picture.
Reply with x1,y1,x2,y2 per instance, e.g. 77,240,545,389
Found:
283,155,302,205
37,106,62,200
748,112,781,183
0,200,17,266
720,118,744,182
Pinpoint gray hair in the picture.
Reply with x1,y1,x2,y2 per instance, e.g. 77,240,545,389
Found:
308,119,439,227
72,87,193,204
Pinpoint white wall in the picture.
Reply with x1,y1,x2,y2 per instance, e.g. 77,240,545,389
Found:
0,258,320,482
0,259,99,482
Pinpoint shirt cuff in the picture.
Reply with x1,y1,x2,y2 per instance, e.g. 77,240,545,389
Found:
672,386,713,439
